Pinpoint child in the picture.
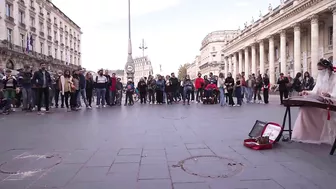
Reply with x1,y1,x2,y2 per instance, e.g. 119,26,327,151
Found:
125,79,134,106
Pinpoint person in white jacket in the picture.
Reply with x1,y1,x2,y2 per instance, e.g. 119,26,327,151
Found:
218,73,226,107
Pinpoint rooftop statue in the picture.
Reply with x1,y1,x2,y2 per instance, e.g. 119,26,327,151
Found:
268,3,273,11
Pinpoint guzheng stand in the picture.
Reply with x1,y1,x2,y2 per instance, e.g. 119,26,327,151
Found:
282,97,336,155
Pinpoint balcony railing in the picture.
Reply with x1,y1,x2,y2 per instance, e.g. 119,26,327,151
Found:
39,12,44,17
48,35,52,41
30,6,35,11
30,26,36,32
5,16,14,23
39,31,44,37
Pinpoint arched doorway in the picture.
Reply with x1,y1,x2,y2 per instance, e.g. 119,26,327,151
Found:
6,60,14,70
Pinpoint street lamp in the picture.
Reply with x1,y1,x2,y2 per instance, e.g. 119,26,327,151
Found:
125,0,135,81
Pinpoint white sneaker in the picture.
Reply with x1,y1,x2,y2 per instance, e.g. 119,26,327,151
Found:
103,105,106,108
96,105,100,108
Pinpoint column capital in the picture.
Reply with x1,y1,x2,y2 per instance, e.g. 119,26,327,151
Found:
268,35,274,41
308,14,319,24
329,4,336,14
258,39,264,44
291,22,301,31
244,46,249,51
278,29,286,37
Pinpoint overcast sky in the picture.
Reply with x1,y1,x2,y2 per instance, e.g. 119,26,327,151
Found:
53,0,281,74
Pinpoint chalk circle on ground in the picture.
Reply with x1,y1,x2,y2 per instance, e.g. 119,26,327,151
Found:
173,155,244,178
0,153,62,175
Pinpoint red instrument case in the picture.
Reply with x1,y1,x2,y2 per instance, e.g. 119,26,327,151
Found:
244,122,283,150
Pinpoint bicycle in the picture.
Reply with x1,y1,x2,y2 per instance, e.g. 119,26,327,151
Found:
133,88,140,102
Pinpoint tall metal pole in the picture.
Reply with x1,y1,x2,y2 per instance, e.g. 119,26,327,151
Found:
139,39,148,57
125,0,134,81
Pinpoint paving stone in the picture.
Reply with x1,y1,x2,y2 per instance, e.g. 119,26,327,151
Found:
64,181,112,189
168,163,209,183
118,148,142,156
71,166,109,183
210,179,284,189
173,182,211,189
114,155,141,163
0,180,34,189
141,156,168,165
185,143,208,150
29,164,82,188
139,164,170,179
85,150,117,167
137,179,172,189
62,150,97,164
142,149,166,157
108,163,139,174
188,149,215,156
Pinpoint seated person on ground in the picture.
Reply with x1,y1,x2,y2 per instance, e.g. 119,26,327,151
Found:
204,82,218,99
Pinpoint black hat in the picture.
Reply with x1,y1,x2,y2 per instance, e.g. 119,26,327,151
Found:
317,59,333,70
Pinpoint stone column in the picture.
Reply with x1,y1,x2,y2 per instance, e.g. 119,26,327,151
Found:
233,53,238,77
293,23,301,75
228,55,232,74
269,36,275,84
259,40,265,75
244,47,249,76
310,15,319,78
224,57,228,77
280,30,287,74
330,5,336,64
251,44,256,74
238,50,243,74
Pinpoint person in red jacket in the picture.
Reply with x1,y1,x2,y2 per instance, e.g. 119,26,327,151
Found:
204,82,218,99
109,73,117,106
194,73,204,103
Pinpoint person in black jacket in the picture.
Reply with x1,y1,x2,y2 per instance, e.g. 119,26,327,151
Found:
18,64,33,111
32,62,52,114
302,71,314,91
115,78,123,106
224,73,235,106
170,73,179,102
104,70,111,105
277,73,289,105
85,72,94,108
292,72,303,96
137,78,147,104
262,74,270,104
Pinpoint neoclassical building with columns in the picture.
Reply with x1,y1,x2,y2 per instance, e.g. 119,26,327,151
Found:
222,0,335,84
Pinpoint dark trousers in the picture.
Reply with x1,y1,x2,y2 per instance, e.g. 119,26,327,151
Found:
140,91,147,103
70,90,79,108
148,90,155,103
110,91,116,105
125,92,133,105
64,92,71,108
166,92,173,104
86,89,93,106
196,89,203,102
254,89,262,101
191,90,195,101
279,90,289,104
105,87,110,105
227,90,234,105
54,89,64,107
263,89,269,104
156,90,163,103
235,87,242,105
37,87,49,111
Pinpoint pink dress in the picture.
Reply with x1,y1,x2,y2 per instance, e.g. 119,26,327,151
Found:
292,73,336,145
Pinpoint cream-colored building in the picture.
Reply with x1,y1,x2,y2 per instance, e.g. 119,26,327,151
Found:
187,55,201,80
222,0,335,84
199,30,240,76
129,56,153,84
0,0,82,72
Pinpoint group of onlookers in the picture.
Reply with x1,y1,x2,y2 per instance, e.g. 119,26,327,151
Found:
0,63,124,115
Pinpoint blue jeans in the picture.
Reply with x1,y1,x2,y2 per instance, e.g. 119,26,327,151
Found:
21,87,33,109
183,87,192,102
246,87,253,102
77,88,88,107
96,88,106,106
219,88,226,106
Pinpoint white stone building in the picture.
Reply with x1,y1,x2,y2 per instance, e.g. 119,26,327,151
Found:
128,56,153,84
0,0,82,72
199,30,240,76
186,55,201,81
222,0,335,84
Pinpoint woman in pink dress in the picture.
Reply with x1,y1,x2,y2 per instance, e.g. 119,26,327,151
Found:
292,59,336,145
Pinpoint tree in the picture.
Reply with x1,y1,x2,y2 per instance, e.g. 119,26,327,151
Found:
178,63,189,81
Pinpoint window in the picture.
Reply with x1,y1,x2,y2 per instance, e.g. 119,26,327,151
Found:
30,0,34,7
20,34,25,47
55,48,57,58
54,31,57,40
19,10,24,23
48,46,51,55
70,40,72,48
39,22,43,30
7,28,12,42
39,6,42,13
54,17,56,23
74,56,77,64
60,21,62,27
60,34,63,43
74,42,76,50
5,3,12,17
70,55,72,63
65,25,67,31
40,42,44,53
47,27,51,35
60,51,63,61
47,12,50,19
65,51,67,62
65,37,68,45
329,26,333,46
30,16,35,26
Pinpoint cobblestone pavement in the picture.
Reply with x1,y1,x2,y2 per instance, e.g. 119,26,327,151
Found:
0,96,336,189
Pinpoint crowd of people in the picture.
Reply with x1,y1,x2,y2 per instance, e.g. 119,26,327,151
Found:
0,61,317,115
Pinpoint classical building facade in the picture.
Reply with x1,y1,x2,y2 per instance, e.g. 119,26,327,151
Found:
127,56,153,84
186,55,201,80
222,0,335,84
0,0,82,72
199,30,240,76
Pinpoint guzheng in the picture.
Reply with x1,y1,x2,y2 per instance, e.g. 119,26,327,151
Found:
283,96,336,111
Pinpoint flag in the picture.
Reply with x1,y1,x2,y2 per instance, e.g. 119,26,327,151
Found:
26,34,29,52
